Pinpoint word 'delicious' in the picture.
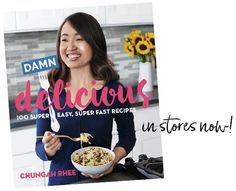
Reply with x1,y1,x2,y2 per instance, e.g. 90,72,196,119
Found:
21,55,59,74
15,79,153,112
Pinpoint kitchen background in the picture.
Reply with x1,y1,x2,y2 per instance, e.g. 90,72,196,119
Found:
5,25,156,100
3,3,162,187
4,3,158,128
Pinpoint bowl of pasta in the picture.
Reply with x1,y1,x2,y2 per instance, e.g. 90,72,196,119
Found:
71,146,115,175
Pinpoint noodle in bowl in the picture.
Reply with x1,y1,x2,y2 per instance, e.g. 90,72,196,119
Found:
71,146,115,174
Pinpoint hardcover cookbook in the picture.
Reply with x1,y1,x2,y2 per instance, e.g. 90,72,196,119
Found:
3,3,163,187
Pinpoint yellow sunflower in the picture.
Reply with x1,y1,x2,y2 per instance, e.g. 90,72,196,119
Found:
129,30,141,38
129,30,143,45
135,40,150,55
145,32,155,49
123,40,135,58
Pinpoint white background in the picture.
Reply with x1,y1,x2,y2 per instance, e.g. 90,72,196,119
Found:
0,0,236,191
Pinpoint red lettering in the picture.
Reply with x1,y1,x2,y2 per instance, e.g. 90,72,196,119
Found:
117,84,136,104
75,87,91,107
57,170,76,176
53,79,66,110
34,89,50,111
15,80,32,112
15,79,152,112
137,79,153,108
20,173,25,179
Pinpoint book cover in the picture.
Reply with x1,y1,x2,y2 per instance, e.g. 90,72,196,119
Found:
3,2,163,187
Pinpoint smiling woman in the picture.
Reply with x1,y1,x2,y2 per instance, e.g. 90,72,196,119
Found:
59,22,93,69
48,12,119,90
35,12,136,186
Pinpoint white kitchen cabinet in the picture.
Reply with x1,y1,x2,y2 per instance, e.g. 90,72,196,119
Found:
133,105,161,131
105,3,153,25
11,126,35,155
11,6,105,32
3,3,153,33
112,105,162,163
15,9,64,31
13,152,45,187
133,130,162,161
62,6,106,25
11,127,46,187
132,105,162,161
2,11,16,32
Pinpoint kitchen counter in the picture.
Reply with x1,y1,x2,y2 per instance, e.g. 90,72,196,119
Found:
76,155,163,184
76,163,162,184
78,171,145,184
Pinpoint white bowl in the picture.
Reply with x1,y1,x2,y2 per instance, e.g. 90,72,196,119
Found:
71,146,115,175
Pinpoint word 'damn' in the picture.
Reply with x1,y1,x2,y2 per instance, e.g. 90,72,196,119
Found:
21,55,59,75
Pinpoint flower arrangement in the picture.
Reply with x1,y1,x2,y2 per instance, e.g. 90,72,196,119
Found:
123,30,156,67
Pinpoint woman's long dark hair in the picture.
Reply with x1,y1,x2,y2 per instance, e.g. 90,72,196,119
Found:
48,12,119,90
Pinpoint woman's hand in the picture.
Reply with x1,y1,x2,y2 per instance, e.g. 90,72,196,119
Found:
81,163,115,179
42,131,62,158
